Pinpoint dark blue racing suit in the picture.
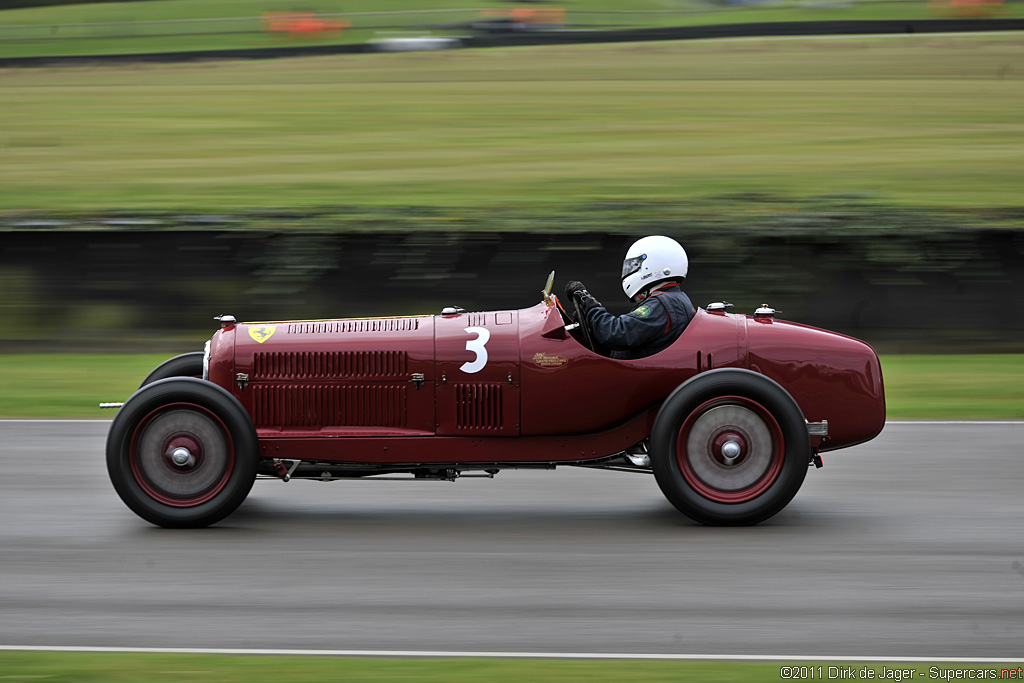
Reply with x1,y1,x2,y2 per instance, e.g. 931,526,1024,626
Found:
584,284,694,360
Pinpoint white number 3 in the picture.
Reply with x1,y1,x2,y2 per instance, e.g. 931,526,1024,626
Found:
460,326,490,374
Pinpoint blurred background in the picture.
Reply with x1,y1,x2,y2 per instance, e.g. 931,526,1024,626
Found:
3,213,1023,353
0,0,1021,59
1,0,1022,410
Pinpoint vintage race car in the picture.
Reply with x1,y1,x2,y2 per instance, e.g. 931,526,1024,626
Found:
104,274,885,528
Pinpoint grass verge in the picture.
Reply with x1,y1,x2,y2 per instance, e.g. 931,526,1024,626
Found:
0,353,170,418
879,354,1024,419
2,35,1023,213
1,652,1019,682
0,353,1020,419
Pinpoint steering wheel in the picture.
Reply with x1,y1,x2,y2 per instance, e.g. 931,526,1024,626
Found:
571,291,597,352
544,272,597,352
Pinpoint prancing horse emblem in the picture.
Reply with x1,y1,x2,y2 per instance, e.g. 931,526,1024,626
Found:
248,325,277,344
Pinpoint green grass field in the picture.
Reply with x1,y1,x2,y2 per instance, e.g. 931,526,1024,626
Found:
2,35,1023,214
2,0,1018,59
0,652,1016,682
0,353,1020,418
880,354,1024,419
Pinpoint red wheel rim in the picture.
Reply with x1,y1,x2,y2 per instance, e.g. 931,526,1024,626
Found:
129,402,235,507
676,396,785,503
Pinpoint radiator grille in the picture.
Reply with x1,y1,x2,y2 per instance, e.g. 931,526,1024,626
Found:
252,351,407,380
454,383,503,430
287,318,419,334
253,384,407,428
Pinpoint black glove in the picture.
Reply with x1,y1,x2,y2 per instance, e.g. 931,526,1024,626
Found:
565,280,587,300
564,281,602,315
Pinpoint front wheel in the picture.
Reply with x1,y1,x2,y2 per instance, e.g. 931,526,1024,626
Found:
650,369,809,526
107,378,257,528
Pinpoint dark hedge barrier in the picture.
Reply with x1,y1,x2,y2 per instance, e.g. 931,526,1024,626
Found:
2,202,1022,353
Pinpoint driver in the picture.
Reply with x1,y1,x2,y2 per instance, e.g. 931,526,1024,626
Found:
565,235,695,360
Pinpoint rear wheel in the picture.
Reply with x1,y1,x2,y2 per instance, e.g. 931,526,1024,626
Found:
140,352,204,387
651,369,809,526
107,378,257,528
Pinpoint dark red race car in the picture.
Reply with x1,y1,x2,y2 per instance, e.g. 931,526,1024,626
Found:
104,274,885,528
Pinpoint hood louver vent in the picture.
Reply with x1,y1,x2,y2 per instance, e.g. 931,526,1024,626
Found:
253,351,407,380
253,384,407,429
465,313,488,327
455,384,503,431
287,318,419,334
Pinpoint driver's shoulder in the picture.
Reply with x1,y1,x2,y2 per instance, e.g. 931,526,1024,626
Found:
652,289,693,310
628,298,666,320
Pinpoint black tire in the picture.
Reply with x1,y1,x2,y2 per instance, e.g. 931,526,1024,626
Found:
107,377,258,528
650,368,809,526
140,352,205,388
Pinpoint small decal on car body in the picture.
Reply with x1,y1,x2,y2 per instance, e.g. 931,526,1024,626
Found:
461,326,490,373
249,325,277,344
532,352,567,368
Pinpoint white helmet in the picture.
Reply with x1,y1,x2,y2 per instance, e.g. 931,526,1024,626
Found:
621,235,688,301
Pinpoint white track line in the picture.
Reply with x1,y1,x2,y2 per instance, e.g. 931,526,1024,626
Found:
0,645,1021,662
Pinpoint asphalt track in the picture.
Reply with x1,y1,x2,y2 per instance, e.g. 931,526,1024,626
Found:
1,420,1022,658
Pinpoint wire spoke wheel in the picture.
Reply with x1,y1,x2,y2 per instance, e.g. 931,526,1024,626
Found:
130,404,234,507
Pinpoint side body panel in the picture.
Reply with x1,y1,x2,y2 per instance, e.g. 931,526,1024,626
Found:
519,303,745,436
204,298,883,465
434,310,521,436
212,303,748,464
232,317,436,438
257,410,657,466
745,316,886,451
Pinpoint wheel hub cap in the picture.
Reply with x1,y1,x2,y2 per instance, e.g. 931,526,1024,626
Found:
130,406,232,506
684,404,775,494
720,440,741,464
170,446,194,468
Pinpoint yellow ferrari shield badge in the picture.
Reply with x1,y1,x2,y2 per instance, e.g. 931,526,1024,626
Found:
248,325,277,344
